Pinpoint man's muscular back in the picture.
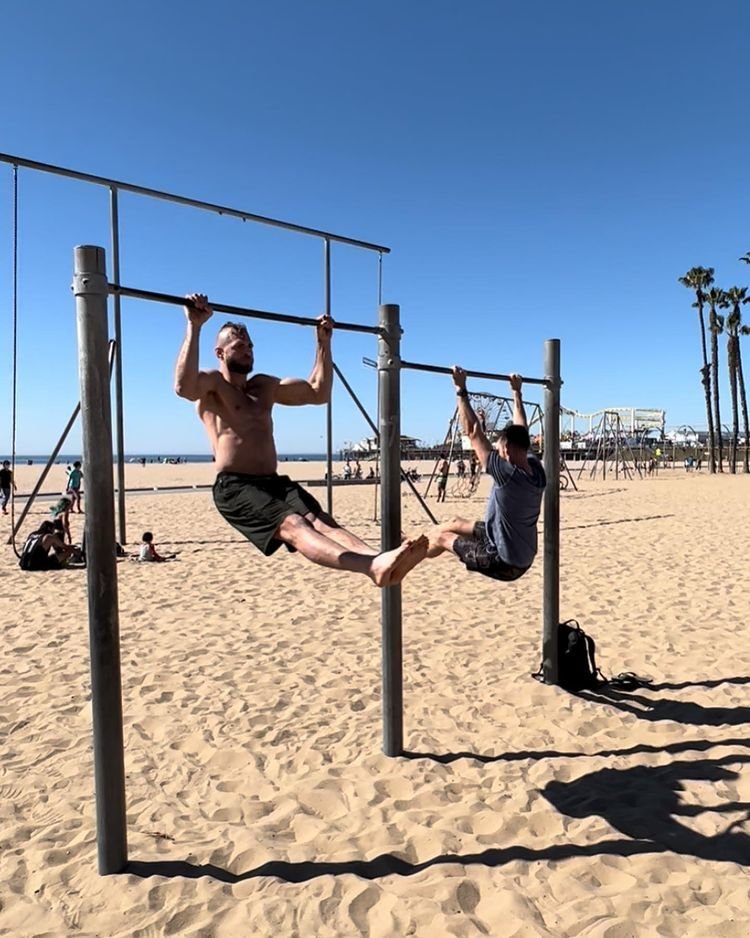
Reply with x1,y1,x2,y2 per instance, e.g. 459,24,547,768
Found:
197,371,280,474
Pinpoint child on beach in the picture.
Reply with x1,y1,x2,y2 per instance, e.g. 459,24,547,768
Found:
138,531,175,562
66,462,84,512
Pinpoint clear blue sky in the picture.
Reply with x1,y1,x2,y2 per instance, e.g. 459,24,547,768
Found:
2,1,750,455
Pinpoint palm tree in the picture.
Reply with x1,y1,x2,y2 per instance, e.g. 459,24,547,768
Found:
678,267,716,472
724,287,747,472
737,258,750,472
705,287,726,470
739,323,750,473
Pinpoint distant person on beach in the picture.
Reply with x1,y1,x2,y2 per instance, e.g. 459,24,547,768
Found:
456,458,465,479
426,370,546,582
174,294,427,586
66,461,84,513
138,531,175,563
1,460,16,515
436,457,449,502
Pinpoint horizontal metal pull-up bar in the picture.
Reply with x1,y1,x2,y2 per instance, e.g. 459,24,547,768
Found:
109,284,383,336
400,358,550,388
0,152,390,253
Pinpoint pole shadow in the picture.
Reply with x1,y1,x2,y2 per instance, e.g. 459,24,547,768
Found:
126,839,660,884
648,675,750,692
403,735,750,766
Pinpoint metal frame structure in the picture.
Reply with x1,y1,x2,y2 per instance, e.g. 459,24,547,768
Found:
2,151,389,541
74,245,561,875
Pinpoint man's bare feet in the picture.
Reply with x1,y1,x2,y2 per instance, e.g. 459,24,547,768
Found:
425,538,445,559
369,535,428,587
388,534,429,584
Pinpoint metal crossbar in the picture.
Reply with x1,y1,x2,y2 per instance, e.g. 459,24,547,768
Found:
0,152,390,253
400,358,550,388
109,284,383,336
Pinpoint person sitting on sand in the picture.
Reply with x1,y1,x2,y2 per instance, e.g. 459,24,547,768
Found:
426,370,546,582
20,521,79,571
174,294,427,586
138,531,175,563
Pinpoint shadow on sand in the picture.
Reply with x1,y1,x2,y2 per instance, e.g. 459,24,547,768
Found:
126,742,750,883
563,512,674,530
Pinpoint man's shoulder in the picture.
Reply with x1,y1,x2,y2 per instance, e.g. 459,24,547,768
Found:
248,373,280,387
196,368,223,389
527,454,547,485
487,451,514,481
247,373,281,399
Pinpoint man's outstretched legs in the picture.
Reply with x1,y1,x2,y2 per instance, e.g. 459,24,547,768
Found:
308,510,378,556
426,516,477,558
276,513,427,586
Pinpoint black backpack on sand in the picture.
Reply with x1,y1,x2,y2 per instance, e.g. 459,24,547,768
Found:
555,619,602,691
533,619,652,693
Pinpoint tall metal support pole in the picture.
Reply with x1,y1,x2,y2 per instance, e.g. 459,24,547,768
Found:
109,188,127,544
73,245,127,875
378,304,403,755
324,239,333,514
542,339,561,684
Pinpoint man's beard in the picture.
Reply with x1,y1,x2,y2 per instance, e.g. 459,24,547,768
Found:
226,359,251,375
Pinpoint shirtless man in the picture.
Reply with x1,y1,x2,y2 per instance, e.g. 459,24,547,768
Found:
174,294,427,586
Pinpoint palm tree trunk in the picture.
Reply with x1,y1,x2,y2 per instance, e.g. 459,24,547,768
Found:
710,308,723,471
736,335,750,474
697,301,716,472
728,335,738,473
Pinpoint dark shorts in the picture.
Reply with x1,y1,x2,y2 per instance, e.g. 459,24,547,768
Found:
213,472,323,557
453,522,530,582
437,476,447,490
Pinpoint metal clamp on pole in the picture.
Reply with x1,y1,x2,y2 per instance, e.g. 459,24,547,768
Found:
542,339,561,685
73,245,128,875
377,304,404,756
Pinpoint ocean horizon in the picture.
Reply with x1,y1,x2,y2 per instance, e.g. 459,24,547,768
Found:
6,453,331,465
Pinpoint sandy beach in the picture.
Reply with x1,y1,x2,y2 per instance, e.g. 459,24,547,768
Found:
2,462,750,937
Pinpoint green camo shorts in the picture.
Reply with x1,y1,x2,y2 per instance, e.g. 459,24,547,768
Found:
213,472,323,556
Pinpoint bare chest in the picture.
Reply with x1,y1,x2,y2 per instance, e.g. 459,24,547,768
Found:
204,385,272,432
